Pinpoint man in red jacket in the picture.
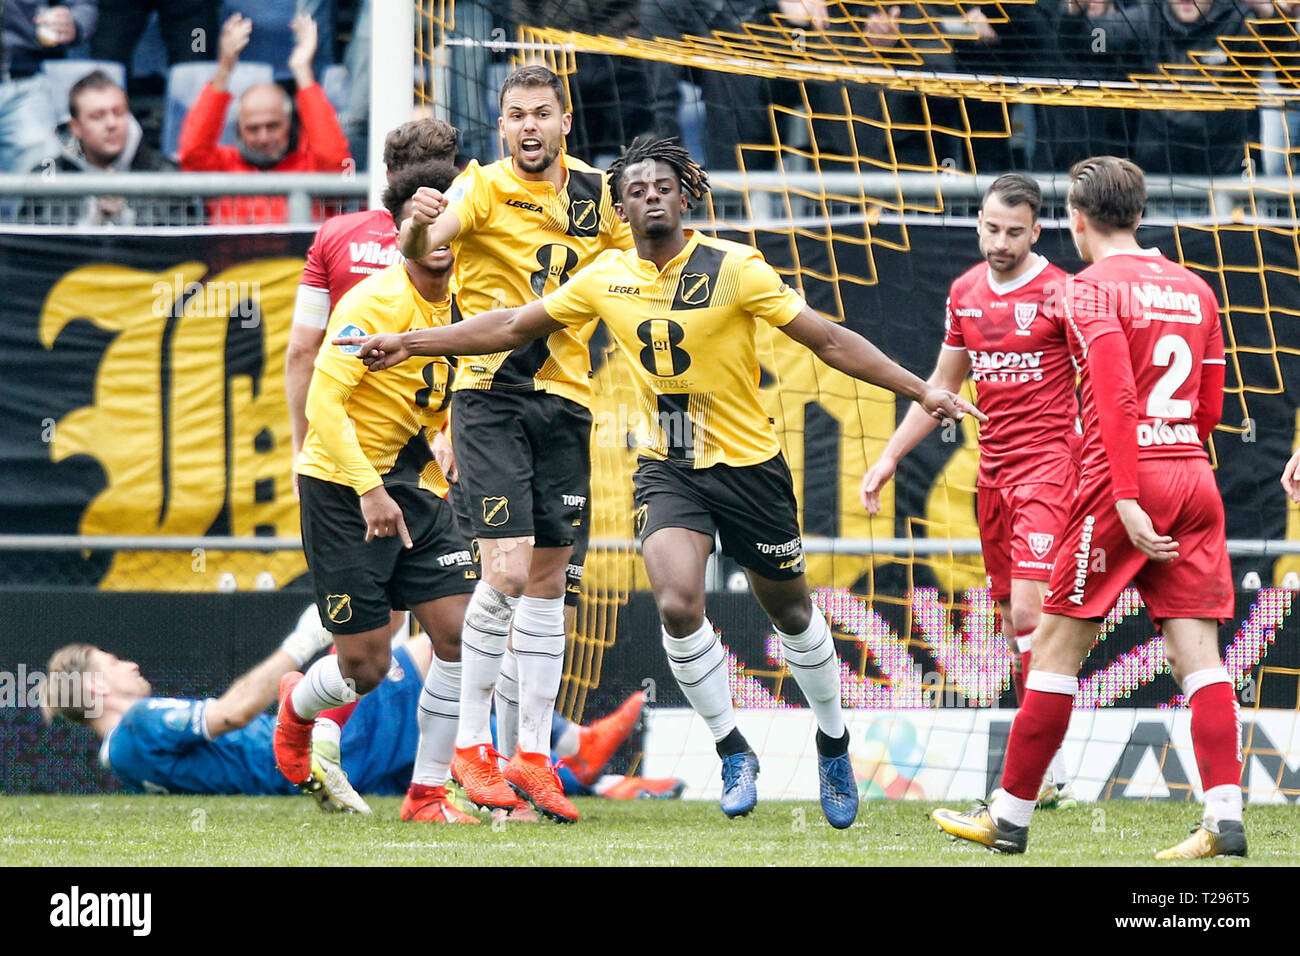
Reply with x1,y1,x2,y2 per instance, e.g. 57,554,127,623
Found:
178,12,351,224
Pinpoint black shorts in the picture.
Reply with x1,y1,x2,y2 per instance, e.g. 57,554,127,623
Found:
451,389,592,549
448,448,589,608
299,475,478,635
632,453,805,581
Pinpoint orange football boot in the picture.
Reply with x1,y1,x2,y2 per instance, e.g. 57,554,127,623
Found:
505,751,579,823
273,672,313,784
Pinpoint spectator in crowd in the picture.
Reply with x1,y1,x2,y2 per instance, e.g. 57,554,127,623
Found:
1059,0,1258,177
0,0,98,173
507,0,652,164
1247,0,1300,175
337,0,369,166
638,0,832,170
177,12,350,223
1039,0,1145,170
824,3,1047,174
89,0,218,72
221,0,336,82
28,69,195,225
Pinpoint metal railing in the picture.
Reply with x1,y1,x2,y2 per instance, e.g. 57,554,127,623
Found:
0,172,369,227
0,170,1295,228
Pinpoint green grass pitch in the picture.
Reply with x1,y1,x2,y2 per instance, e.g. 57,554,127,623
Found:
2,796,1297,866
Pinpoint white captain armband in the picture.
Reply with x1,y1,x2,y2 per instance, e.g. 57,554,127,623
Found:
293,285,332,330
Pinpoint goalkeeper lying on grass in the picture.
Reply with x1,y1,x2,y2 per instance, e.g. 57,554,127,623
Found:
42,605,678,817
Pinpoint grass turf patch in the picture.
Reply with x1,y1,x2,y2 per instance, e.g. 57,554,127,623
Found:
2,796,1296,867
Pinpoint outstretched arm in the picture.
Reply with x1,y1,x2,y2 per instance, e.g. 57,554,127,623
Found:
779,307,985,421
334,298,563,371
861,345,973,513
204,616,333,737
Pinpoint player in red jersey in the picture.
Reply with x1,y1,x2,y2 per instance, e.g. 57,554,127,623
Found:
285,117,460,485
933,156,1241,859
861,173,1078,807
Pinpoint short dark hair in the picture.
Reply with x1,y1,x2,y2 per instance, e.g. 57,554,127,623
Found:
68,69,124,120
607,136,710,209
1067,156,1146,231
383,159,461,225
984,173,1041,220
383,118,459,171
498,65,567,111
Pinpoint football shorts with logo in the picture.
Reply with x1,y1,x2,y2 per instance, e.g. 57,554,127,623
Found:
632,453,805,581
978,481,1075,601
450,389,591,548
448,466,588,608
1042,459,1234,622
299,475,478,635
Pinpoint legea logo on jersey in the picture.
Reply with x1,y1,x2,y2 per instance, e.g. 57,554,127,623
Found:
1014,302,1037,335
1028,532,1054,560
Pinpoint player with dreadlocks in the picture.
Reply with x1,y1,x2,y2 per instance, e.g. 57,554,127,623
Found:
335,135,983,827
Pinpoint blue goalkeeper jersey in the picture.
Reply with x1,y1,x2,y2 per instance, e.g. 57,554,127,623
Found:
101,647,424,796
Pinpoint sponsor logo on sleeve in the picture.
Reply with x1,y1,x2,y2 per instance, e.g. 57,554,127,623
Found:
335,324,366,355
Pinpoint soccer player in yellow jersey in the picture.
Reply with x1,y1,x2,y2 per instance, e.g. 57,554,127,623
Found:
394,66,632,822
274,159,481,824
340,137,984,826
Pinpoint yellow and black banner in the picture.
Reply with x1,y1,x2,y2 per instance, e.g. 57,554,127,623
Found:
0,225,1297,593
0,231,313,591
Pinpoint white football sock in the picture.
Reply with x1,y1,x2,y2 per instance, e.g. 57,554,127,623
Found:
291,654,360,721
1203,784,1243,831
775,603,845,740
990,788,1036,828
412,655,461,787
494,647,521,759
312,717,342,749
456,581,517,749
663,618,736,741
513,595,565,755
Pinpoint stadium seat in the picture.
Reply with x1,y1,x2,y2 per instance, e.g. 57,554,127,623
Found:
160,61,275,160
321,64,348,117
42,60,128,126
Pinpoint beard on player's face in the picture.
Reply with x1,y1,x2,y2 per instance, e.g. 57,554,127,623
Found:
983,244,1028,273
515,137,561,173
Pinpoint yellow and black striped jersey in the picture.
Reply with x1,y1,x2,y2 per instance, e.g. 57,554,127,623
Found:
542,231,805,468
443,152,632,408
297,263,453,496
